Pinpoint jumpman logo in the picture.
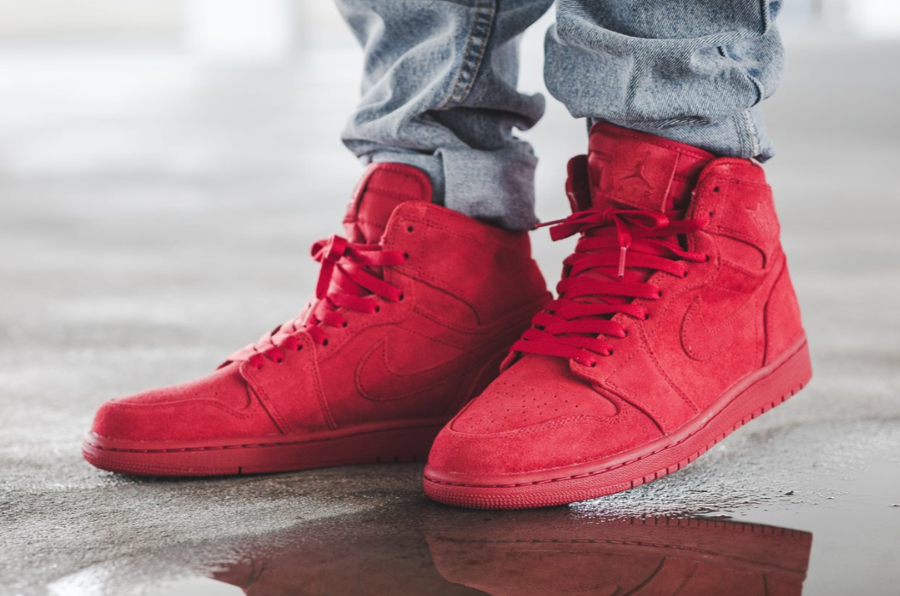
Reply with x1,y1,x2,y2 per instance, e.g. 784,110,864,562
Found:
620,152,654,188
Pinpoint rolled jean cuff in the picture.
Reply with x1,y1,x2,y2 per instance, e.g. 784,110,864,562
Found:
371,141,539,231
599,104,775,162
545,0,784,162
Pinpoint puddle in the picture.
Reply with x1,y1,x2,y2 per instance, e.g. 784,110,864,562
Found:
137,509,812,596
18,420,900,596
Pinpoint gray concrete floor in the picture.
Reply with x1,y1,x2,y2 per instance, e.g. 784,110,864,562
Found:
1,35,899,596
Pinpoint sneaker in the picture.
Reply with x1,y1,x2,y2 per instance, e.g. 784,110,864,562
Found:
83,163,549,476
424,123,812,508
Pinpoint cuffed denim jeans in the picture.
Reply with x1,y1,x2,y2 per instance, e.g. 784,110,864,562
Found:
335,0,784,231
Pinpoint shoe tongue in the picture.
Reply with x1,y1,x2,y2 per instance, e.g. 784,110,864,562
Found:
581,122,714,214
343,163,432,244
561,124,715,309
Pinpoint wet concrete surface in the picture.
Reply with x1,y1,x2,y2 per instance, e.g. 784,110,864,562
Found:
1,34,899,596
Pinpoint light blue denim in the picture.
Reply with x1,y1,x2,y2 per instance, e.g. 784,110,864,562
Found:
335,0,785,231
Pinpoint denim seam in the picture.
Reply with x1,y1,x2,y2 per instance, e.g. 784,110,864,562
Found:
439,0,496,109
742,110,761,158
622,53,642,124
759,0,773,35
730,113,750,159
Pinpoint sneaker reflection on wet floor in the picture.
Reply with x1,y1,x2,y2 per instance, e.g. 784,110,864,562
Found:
209,509,812,596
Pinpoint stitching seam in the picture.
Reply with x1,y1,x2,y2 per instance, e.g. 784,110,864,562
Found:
439,0,495,109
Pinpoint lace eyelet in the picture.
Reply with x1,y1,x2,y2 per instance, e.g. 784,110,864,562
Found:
374,305,381,313
704,254,711,262
590,362,597,368
607,350,614,356
644,313,651,321
713,187,720,193
403,252,410,260
398,294,405,302
657,291,663,298
296,345,303,351
275,358,283,364
406,226,414,233
322,339,329,347
622,330,629,337
342,322,348,328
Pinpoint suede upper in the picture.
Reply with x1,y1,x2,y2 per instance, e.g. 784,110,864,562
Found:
427,123,805,479
90,163,549,445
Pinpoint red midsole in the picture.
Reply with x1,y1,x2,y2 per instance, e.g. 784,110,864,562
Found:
83,420,447,476
85,416,450,453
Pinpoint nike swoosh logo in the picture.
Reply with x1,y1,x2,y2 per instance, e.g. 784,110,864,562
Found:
680,290,761,362
356,336,497,402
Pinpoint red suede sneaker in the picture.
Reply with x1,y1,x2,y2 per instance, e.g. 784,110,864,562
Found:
424,123,812,509
83,163,549,476
427,513,812,596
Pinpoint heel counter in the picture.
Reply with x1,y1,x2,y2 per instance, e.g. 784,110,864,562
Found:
396,201,549,325
514,232,550,307
765,257,805,365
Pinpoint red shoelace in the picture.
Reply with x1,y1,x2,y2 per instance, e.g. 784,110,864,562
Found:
511,206,709,367
229,234,406,369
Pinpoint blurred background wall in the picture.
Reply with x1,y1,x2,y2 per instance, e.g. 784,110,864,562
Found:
1,1,899,55
0,0,898,344
1,0,898,332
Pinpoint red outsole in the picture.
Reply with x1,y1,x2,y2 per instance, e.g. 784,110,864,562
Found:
82,423,445,477
423,337,812,509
